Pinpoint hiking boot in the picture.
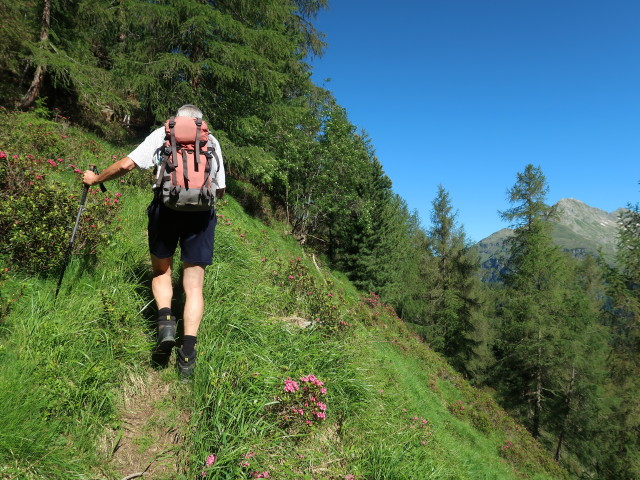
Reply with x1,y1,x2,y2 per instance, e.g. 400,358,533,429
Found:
177,348,196,381
154,316,176,355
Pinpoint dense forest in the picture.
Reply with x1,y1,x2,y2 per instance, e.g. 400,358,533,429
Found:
1,1,638,478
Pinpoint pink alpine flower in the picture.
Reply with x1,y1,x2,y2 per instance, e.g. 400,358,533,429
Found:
284,378,300,392
205,454,216,466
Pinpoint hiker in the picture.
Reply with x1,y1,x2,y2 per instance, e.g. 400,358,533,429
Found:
82,104,225,380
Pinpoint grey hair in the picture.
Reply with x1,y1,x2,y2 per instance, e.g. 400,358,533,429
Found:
176,104,203,119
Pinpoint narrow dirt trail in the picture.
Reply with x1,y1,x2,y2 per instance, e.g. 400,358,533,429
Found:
102,368,190,479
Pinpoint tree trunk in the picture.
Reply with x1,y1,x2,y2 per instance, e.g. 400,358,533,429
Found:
19,0,51,109
532,328,543,438
554,366,576,461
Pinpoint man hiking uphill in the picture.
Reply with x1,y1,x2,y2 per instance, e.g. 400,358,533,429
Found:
82,104,226,380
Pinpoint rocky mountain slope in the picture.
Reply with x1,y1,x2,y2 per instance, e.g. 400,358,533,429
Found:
475,198,623,281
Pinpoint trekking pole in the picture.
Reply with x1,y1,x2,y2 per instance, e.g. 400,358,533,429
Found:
54,164,106,298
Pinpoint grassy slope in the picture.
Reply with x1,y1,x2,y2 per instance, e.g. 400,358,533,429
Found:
0,113,567,479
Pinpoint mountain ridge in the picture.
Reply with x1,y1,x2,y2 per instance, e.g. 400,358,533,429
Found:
475,198,623,281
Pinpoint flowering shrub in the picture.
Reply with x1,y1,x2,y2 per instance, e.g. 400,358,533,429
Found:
0,151,121,274
278,374,328,429
361,292,401,324
264,255,349,332
498,439,527,465
448,400,466,418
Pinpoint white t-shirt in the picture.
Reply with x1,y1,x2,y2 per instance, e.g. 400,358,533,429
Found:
127,125,226,190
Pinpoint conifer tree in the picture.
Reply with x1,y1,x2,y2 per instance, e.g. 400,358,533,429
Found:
547,257,610,468
0,1,38,104
423,185,480,373
492,166,611,476
598,199,640,479
494,165,571,438
7,0,328,133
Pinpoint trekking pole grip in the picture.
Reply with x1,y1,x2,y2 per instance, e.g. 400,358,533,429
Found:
90,164,107,193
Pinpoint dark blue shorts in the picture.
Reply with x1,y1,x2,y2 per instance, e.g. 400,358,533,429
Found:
147,201,217,266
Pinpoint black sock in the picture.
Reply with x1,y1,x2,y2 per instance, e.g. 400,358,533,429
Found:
182,335,197,356
158,307,173,320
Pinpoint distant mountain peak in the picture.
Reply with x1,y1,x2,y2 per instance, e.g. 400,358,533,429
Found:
553,198,619,240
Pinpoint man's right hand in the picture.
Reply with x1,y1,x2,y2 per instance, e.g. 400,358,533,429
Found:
82,170,99,186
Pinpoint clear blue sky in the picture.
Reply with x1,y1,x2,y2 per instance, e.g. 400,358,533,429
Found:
309,0,640,243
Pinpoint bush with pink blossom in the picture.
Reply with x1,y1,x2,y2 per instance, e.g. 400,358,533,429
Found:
263,255,350,332
278,374,328,430
0,151,122,274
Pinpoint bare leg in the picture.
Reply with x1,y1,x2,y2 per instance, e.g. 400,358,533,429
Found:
182,263,205,336
151,254,173,311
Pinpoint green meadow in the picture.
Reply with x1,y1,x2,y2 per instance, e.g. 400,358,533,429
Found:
0,111,567,479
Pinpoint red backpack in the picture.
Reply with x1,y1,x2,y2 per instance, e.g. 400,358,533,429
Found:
155,116,220,211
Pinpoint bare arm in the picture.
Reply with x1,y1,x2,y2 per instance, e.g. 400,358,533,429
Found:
82,157,136,186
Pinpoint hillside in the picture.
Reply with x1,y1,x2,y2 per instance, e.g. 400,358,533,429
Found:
475,198,623,281
0,112,568,479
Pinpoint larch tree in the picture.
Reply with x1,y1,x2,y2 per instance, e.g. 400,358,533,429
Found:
494,164,570,438
423,185,480,374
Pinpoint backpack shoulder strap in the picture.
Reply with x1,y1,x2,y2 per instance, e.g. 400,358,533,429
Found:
207,139,220,174
155,120,174,189
195,119,202,166
168,116,179,188
168,117,178,166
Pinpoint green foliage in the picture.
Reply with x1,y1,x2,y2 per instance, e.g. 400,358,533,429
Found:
488,165,613,478
596,201,640,479
4,0,327,137
420,185,481,373
264,255,348,332
0,1,38,103
0,111,123,275
499,164,553,229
